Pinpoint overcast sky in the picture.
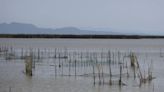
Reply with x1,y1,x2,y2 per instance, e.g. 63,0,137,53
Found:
0,0,164,34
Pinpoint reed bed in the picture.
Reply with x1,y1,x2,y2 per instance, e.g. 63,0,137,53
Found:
0,45,158,87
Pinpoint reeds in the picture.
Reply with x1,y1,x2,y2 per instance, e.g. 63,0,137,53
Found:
0,45,157,87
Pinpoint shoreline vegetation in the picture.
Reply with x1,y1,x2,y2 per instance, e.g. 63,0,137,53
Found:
0,34,164,39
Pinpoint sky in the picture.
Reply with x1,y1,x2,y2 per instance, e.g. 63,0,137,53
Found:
0,0,164,35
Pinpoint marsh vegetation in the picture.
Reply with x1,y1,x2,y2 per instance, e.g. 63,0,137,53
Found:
0,38,164,92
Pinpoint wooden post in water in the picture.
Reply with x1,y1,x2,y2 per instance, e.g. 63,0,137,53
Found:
108,50,112,85
25,56,33,76
130,52,135,67
69,59,71,76
91,58,96,85
126,61,129,78
21,48,24,59
119,65,122,86
55,65,57,77
80,52,83,68
160,48,163,57
133,66,136,79
75,59,77,77
37,48,40,60
54,59,57,77
101,64,104,85
9,86,11,92
61,59,63,76
97,64,101,85
30,49,35,69
59,53,61,68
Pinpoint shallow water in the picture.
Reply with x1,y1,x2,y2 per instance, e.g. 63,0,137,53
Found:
0,38,164,92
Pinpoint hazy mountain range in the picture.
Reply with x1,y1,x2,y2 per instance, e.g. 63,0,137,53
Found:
0,22,142,35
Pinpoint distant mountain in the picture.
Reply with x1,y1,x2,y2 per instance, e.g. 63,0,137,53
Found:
0,22,40,34
0,22,139,35
0,22,123,35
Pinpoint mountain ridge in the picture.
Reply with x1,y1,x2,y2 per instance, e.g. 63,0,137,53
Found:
0,22,123,35
0,22,150,35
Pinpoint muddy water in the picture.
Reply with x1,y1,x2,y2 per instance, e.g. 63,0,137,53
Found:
0,38,164,92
